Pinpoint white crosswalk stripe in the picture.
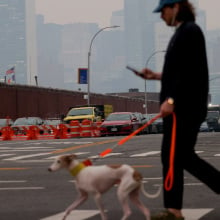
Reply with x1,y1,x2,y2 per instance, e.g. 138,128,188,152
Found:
40,210,100,220
0,144,219,161
130,151,160,157
40,208,213,220
0,154,15,157
3,152,51,161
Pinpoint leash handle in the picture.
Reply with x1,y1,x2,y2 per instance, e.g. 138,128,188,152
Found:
164,112,177,191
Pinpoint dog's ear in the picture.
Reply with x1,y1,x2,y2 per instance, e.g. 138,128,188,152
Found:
61,154,77,166
69,154,77,160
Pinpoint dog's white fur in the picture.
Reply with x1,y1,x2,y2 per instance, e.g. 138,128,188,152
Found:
48,154,161,220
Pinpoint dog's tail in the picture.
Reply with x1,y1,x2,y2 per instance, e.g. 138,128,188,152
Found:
141,183,162,199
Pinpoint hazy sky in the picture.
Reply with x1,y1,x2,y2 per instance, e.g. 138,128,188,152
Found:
36,0,220,30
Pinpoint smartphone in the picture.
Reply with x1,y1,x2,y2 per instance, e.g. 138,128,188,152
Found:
126,65,144,76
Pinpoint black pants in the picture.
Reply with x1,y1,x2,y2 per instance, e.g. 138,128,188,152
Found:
162,114,220,209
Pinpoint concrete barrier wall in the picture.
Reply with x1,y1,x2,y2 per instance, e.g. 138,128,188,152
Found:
0,83,159,120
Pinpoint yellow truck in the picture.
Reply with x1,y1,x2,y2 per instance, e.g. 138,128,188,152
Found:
63,105,113,124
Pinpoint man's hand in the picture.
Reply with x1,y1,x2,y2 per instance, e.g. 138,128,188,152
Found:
160,100,174,117
141,68,162,80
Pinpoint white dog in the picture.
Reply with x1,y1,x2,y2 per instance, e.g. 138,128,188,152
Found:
48,154,161,220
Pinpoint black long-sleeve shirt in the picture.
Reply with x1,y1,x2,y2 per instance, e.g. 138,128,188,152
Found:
160,21,209,123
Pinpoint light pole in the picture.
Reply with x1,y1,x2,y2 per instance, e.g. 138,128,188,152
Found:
144,50,166,114
87,25,120,106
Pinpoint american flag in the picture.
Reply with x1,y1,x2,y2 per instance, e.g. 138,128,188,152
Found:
6,66,15,75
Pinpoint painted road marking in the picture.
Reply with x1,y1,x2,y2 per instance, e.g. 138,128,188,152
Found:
45,152,90,160
0,148,57,152
195,151,204,154
0,154,15,157
214,154,220,156
89,152,123,159
0,167,30,170
40,209,213,220
51,139,119,154
0,187,44,190
130,151,160,157
3,153,51,161
183,208,213,220
0,180,26,183
14,147,58,149
40,210,100,220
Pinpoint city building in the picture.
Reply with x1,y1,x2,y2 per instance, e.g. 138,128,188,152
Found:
0,0,37,85
36,15,64,89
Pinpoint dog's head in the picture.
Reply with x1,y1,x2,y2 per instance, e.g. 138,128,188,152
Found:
48,154,77,172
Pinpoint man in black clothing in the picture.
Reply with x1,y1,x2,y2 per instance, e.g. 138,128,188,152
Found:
136,0,220,219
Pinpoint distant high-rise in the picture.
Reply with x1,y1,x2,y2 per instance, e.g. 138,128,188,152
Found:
0,0,37,85
124,0,159,92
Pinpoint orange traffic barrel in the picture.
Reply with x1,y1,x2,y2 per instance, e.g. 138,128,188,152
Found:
81,119,92,137
69,120,81,138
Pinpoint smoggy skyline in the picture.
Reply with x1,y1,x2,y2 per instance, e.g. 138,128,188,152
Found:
36,0,220,30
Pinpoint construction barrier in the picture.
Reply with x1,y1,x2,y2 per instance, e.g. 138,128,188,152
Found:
27,125,38,140
81,119,93,137
1,126,13,141
54,124,72,139
0,121,102,141
92,121,102,137
69,120,81,138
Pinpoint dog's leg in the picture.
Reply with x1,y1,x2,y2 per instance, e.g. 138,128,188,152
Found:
129,188,150,220
117,185,132,220
62,191,88,220
93,192,107,220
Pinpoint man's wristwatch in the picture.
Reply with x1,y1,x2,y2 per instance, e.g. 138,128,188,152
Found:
167,97,174,105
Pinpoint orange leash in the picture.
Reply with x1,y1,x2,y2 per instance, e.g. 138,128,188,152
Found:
99,114,161,158
164,112,177,191
99,112,177,192
118,113,161,146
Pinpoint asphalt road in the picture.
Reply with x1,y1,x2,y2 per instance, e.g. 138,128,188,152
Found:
0,132,219,220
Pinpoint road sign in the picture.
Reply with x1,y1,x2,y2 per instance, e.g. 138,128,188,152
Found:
78,68,88,84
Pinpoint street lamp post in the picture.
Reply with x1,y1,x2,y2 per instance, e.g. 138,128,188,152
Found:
87,25,120,106
144,50,166,114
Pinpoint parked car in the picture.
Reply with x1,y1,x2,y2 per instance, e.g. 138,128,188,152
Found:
133,112,147,134
206,111,220,131
143,114,159,134
100,112,141,136
44,118,61,126
0,118,13,128
153,117,163,133
200,121,210,132
0,118,14,137
12,117,44,135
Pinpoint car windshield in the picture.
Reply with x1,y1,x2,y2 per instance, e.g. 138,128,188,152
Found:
13,118,37,126
207,111,219,119
201,121,208,127
106,113,131,121
44,119,61,125
0,119,6,126
67,108,93,116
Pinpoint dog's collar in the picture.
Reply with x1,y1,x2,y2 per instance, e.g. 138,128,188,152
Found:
69,163,86,176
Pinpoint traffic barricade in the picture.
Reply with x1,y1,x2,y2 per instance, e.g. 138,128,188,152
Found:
1,126,13,141
69,120,81,138
81,119,92,137
54,124,71,139
92,121,102,137
39,125,55,139
27,125,38,140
